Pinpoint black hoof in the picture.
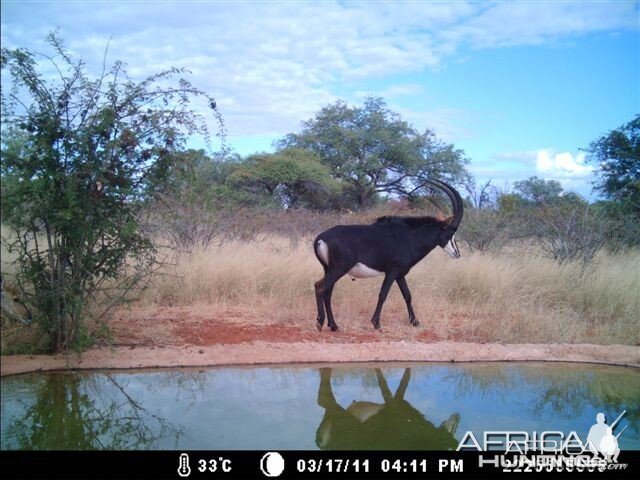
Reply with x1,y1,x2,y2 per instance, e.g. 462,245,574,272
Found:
411,319,420,327
316,322,323,332
373,323,381,330
330,325,339,332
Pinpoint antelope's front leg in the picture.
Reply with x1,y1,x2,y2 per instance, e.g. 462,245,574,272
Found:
370,273,396,330
396,276,418,326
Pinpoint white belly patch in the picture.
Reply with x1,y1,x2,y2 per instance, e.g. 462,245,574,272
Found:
348,263,384,279
316,240,383,279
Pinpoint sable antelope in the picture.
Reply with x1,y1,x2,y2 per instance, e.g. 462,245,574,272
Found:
313,179,464,331
316,368,460,450
1,275,32,325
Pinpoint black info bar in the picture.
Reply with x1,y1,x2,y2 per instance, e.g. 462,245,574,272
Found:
1,450,638,479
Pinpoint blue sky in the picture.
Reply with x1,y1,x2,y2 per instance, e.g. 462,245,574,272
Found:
2,0,638,199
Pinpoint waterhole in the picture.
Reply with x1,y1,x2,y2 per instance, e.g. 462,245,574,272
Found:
1,363,638,450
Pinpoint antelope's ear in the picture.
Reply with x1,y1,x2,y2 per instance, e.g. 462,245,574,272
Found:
439,215,457,231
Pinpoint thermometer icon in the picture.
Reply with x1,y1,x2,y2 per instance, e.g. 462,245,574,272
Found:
178,453,191,477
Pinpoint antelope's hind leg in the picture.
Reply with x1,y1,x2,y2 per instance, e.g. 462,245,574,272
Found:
315,277,326,332
322,268,350,332
323,280,339,332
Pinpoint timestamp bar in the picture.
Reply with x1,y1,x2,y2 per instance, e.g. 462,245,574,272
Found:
1,450,638,479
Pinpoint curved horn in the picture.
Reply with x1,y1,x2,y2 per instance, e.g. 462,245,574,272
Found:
425,179,464,230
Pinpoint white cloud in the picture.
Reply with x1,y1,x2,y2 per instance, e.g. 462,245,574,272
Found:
471,149,597,199
488,149,595,179
1,0,636,144
396,106,479,142
442,1,638,49
491,150,539,164
355,84,424,99
535,150,594,178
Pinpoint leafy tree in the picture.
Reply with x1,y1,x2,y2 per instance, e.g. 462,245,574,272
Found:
146,149,235,198
502,185,609,264
497,193,526,216
412,130,470,192
231,148,337,209
586,115,640,213
527,195,609,265
583,115,640,249
1,33,221,351
513,176,563,205
146,149,247,250
277,97,469,208
458,208,510,253
464,178,498,210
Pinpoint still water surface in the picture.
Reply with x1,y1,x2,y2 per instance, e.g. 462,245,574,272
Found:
1,363,638,450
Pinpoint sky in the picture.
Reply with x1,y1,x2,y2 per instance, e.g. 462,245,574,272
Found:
1,0,638,199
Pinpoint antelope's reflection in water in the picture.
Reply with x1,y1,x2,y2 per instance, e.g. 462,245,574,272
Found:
3,363,638,450
316,368,460,450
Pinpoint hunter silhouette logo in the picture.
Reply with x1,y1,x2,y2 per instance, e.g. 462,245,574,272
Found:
586,410,628,463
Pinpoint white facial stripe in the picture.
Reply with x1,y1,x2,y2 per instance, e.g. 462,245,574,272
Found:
443,234,460,258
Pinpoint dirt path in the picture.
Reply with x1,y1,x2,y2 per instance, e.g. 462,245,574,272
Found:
2,306,638,376
2,342,639,376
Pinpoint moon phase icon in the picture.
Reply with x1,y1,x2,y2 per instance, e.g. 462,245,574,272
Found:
260,451,285,477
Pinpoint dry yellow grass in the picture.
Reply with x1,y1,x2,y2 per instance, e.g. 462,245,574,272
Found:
142,237,640,345
3,221,638,346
